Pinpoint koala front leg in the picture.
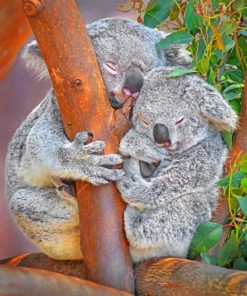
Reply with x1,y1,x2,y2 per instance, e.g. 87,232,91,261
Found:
23,129,124,187
9,186,82,260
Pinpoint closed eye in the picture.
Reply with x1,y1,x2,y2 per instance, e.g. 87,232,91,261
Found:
175,117,184,125
142,115,150,126
103,62,118,75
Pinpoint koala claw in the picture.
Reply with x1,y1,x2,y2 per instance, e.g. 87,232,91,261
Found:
74,131,93,146
89,168,125,185
117,175,149,200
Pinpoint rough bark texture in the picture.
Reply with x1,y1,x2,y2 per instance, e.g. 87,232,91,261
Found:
3,254,247,296
21,0,134,293
0,0,31,81
135,258,247,296
0,265,132,296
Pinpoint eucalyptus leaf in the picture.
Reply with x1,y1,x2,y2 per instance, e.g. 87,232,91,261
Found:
217,171,245,187
236,196,247,214
188,222,223,258
241,178,247,193
239,243,247,258
221,131,232,148
184,0,201,32
144,0,175,28
156,31,193,50
240,163,247,173
218,232,239,267
200,253,218,265
233,257,247,271
166,69,198,78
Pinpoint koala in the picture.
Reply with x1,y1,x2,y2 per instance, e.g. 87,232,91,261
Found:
5,17,191,260
117,67,238,263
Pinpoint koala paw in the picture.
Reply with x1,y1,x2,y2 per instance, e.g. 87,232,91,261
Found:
117,175,150,206
58,132,125,186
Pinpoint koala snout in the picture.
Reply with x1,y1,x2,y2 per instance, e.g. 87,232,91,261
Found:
109,67,144,109
153,123,171,148
124,67,144,94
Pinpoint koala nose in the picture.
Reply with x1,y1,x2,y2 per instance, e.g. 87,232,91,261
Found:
153,124,171,148
123,67,144,98
122,87,139,99
109,67,144,110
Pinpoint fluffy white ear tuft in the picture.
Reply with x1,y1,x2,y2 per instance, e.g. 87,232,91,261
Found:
21,40,49,80
199,81,238,132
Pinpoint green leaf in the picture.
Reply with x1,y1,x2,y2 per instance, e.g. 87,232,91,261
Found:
207,68,216,85
228,99,241,115
144,0,175,28
239,30,247,37
241,178,247,193
217,171,245,187
196,57,209,75
218,232,239,267
200,253,218,265
223,89,242,100
240,163,247,173
233,257,247,271
221,131,232,148
184,0,201,33
156,31,193,50
166,69,198,78
223,84,244,94
188,222,223,258
223,69,244,83
236,196,247,214
239,243,247,258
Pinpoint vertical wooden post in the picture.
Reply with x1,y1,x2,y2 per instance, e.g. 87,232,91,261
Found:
21,0,134,293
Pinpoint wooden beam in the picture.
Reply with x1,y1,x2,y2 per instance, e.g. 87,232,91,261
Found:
21,0,134,293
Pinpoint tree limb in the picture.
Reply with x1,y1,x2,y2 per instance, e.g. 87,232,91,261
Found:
21,0,134,292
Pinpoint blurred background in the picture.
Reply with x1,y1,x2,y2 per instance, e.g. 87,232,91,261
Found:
0,0,134,260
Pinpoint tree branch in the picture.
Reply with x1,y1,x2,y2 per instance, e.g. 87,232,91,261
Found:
21,0,134,292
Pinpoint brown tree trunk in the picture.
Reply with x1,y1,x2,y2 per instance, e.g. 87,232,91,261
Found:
0,0,31,81
21,0,134,293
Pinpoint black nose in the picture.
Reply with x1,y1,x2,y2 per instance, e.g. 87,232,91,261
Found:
124,67,144,93
153,123,170,144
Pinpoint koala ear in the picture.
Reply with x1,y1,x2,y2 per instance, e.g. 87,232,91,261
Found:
198,81,238,131
21,40,49,80
158,31,192,67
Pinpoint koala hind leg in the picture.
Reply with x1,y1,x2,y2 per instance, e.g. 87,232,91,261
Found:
9,187,82,260
125,193,212,262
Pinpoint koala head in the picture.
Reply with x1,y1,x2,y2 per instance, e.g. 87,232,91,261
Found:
131,68,238,155
21,17,191,109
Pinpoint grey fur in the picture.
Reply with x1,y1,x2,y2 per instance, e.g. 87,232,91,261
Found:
117,68,238,262
6,18,191,260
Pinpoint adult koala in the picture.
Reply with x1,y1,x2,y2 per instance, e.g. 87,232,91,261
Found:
117,67,238,262
5,18,191,260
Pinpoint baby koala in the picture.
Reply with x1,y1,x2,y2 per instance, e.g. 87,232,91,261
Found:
117,67,238,262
